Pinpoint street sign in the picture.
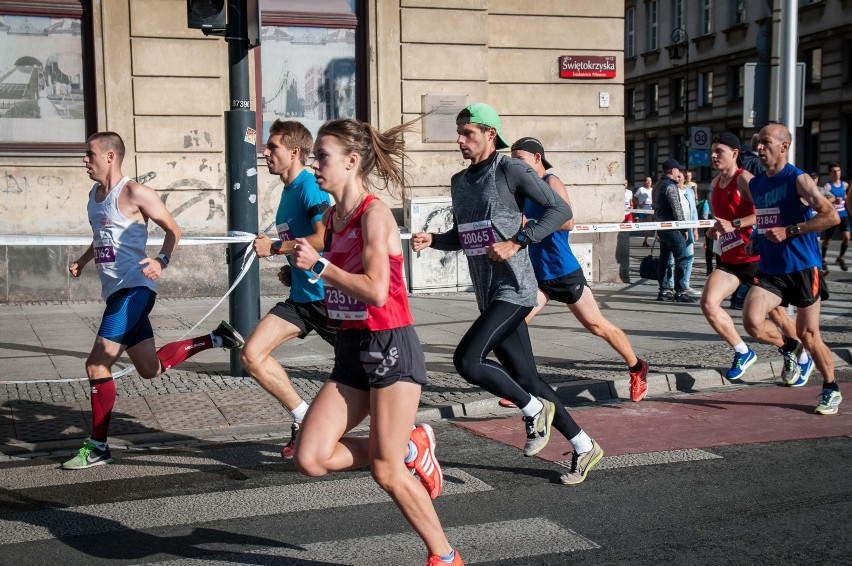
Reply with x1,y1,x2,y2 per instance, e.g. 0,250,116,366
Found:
691,127,711,150
689,149,710,167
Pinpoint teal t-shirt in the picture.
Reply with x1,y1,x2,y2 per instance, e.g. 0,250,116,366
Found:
275,169,331,303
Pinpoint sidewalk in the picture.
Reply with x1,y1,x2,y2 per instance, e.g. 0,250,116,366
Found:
2,237,851,457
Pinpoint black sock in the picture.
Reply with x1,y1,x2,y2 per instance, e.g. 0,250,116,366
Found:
781,336,800,353
840,243,848,257
629,361,644,373
824,381,839,392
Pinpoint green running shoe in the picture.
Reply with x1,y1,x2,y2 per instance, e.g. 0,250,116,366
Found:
62,442,113,470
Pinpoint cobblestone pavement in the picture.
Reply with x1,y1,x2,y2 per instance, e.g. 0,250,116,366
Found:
2,239,850,456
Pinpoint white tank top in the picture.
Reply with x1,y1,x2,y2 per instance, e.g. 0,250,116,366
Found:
86,177,155,300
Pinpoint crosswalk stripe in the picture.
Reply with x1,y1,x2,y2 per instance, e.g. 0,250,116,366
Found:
557,448,722,471
0,445,283,490
142,518,599,565
0,468,491,545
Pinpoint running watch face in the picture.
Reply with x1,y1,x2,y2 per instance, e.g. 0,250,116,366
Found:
311,260,326,276
516,232,530,248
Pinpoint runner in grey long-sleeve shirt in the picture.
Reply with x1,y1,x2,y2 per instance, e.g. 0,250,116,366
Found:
412,104,602,485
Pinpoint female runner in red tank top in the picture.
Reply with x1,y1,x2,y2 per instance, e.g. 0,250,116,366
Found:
291,118,463,566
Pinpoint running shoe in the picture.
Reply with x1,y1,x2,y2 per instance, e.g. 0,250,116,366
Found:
779,345,802,385
629,359,649,402
726,348,757,380
657,290,674,301
281,420,300,459
787,354,814,387
523,398,555,457
425,551,464,565
406,424,443,499
814,388,842,415
559,440,604,485
62,442,113,470
212,320,245,350
497,398,517,409
673,292,697,303
836,257,849,272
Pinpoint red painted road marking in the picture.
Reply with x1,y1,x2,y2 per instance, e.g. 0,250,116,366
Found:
455,384,850,462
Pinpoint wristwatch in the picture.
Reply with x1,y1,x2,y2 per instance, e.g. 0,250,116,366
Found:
786,224,802,237
156,253,170,267
732,218,742,229
308,257,330,284
514,231,531,249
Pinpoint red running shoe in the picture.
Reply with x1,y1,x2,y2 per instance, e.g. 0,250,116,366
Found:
425,551,464,565
281,421,300,459
629,359,649,402
497,398,517,408
406,424,443,499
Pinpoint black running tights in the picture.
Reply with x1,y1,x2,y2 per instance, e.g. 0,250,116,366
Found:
453,300,582,440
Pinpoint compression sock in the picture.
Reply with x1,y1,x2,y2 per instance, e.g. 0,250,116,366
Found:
90,377,116,442
733,342,749,354
519,395,544,417
156,335,214,371
840,243,848,258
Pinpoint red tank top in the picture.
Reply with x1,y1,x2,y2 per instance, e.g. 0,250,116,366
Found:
710,169,759,264
324,194,413,331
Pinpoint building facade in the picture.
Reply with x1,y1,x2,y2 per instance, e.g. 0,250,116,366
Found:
624,0,852,192
0,0,626,302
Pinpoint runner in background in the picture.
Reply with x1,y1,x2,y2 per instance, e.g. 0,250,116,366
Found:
819,162,849,273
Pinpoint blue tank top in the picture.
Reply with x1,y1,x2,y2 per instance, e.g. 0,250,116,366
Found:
750,164,822,275
524,174,581,281
827,181,847,219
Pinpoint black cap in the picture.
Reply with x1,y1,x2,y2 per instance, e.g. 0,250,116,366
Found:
661,158,685,172
510,137,553,170
712,132,741,151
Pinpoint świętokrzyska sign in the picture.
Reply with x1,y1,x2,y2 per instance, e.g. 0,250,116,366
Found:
558,55,616,79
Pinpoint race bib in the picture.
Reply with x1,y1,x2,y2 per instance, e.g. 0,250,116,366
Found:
458,220,496,256
324,285,368,320
719,230,745,253
755,207,782,234
276,222,295,242
834,198,845,211
93,238,116,269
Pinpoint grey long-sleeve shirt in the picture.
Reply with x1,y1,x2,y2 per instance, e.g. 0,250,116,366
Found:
431,152,572,310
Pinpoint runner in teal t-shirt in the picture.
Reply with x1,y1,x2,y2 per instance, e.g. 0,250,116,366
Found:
244,121,337,459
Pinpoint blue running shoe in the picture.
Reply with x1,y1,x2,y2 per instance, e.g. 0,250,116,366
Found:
726,348,757,380
787,354,814,387
814,388,842,415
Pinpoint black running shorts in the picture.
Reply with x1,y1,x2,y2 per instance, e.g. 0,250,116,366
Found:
537,267,589,305
330,325,428,391
755,266,829,308
269,299,337,345
716,260,759,286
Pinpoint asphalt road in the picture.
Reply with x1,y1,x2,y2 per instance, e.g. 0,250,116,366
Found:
0,383,849,566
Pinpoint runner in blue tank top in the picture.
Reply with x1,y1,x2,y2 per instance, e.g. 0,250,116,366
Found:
741,124,842,415
819,162,850,273
509,137,649,404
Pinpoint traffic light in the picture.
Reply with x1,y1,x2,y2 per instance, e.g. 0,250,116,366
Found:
187,0,226,32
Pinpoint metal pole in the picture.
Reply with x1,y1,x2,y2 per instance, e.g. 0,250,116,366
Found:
780,0,798,164
225,0,259,376
684,38,690,171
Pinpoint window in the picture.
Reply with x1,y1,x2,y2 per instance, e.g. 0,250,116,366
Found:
626,139,636,182
647,83,659,115
258,0,365,141
671,133,685,165
843,40,852,84
796,119,820,174
728,64,744,102
0,0,94,152
625,7,635,58
805,47,822,86
645,137,659,179
700,0,713,35
731,0,747,25
626,88,636,118
646,0,658,51
671,0,683,32
698,71,713,106
671,77,685,111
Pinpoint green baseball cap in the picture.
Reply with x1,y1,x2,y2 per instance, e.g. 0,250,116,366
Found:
456,103,509,149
